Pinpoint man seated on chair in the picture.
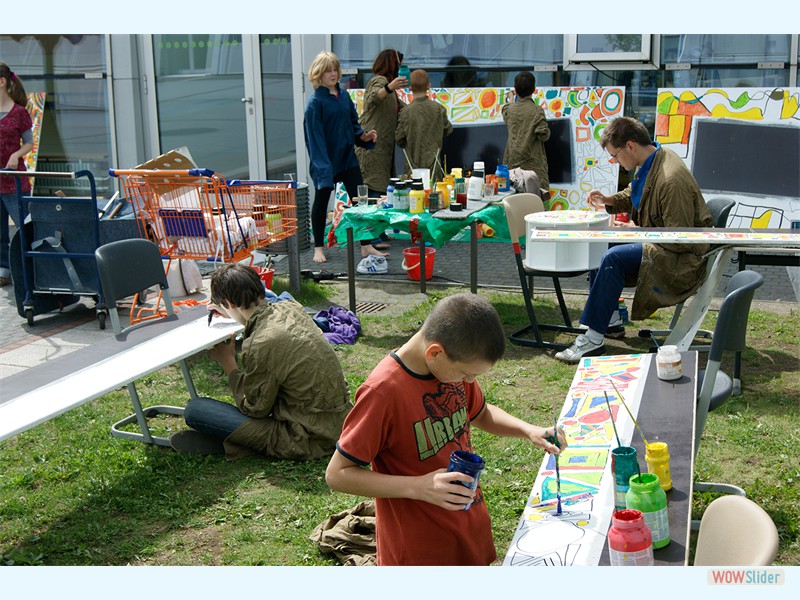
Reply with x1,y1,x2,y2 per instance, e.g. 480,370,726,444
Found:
555,116,713,363
175,263,352,458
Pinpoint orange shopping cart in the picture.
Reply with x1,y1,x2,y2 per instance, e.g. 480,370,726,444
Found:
109,168,297,264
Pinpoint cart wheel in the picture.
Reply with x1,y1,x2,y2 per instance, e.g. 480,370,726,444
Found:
98,312,107,330
25,308,34,326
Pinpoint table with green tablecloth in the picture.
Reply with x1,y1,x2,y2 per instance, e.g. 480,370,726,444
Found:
332,197,512,313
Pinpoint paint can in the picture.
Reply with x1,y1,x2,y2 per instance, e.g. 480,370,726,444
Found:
447,450,485,510
611,446,639,511
608,509,654,566
626,473,670,549
645,442,672,491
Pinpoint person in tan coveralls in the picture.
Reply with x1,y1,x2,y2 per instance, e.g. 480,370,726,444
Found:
355,49,407,196
395,70,453,174
502,71,551,193
177,264,352,459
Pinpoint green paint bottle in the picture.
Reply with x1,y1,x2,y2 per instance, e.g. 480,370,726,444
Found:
626,472,670,549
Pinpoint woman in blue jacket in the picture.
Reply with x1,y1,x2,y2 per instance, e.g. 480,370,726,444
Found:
304,51,377,264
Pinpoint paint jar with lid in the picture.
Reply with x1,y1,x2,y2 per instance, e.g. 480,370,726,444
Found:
607,509,654,566
656,345,682,381
394,180,409,210
626,473,670,549
645,442,672,491
435,181,450,207
409,182,426,214
495,164,510,192
447,450,485,511
611,446,639,511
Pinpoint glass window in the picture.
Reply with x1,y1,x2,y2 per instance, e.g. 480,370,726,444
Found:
661,34,791,64
153,34,248,178
259,34,295,180
333,34,563,88
0,34,113,197
566,34,652,63
663,67,790,89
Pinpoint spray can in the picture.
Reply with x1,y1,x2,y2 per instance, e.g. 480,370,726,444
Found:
645,442,673,492
611,446,639,511
608,509,654,566
626,473,670,549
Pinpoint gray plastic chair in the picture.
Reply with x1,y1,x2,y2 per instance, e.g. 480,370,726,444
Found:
694,495,779,566
95,238,196,446
693,270,763,500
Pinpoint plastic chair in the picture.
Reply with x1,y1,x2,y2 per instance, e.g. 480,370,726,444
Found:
693,270,763,501
694,495,779,566
502,193,586,350
95,238,197,447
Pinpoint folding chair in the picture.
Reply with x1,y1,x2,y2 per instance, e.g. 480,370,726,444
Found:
502,193,586,350
95,238,197,446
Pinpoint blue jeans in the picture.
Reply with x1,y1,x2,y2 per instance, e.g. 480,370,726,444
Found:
580,243,642,334
1,192,26,279
184,396,249,440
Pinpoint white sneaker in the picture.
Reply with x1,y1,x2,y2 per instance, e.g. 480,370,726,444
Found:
356,255,388,274
606,312,626,339
554,334,605,363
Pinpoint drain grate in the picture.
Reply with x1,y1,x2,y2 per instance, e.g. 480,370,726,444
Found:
355,301,388,314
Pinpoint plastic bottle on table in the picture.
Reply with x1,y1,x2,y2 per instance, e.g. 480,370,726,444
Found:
394,180,409,210
409,182,426,214
495,164,510,192
626,472,670,549
607,509,654,566
645,442,673,492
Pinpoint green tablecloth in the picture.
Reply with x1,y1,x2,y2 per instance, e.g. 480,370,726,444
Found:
333,203,511,248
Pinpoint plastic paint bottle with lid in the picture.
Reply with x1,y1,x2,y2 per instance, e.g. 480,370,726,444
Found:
447,450,485,511
607,509,654,566
394,180,409,210
656,345,683,380
495,164,510,192
611,446,639,511
645,442,673,491
626,473,670,549
409,182,426,214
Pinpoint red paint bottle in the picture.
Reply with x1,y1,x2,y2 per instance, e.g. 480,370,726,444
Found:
607,509,654,566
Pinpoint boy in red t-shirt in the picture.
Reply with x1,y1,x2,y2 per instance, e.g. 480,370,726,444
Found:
326,293,567,565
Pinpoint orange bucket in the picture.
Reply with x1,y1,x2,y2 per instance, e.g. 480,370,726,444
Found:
401,246,435,281
250,266,275,289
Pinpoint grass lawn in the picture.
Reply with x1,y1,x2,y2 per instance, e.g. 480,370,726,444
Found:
1,277,798,566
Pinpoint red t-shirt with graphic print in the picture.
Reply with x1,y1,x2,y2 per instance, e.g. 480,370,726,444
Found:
336,351,496,566
0,103,33,194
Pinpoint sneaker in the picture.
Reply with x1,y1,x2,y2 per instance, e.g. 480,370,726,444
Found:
356,255,388,274
606,313,626,339
554,334,606,363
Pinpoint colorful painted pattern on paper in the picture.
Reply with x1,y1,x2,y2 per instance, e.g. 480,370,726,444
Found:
529,228,800,247
348,86,624,209
504,354,650,566
526,209,611,226
23,92,46,194
656,87,800,228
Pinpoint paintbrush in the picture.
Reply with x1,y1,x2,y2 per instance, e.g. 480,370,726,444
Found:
553,416,562,515
608,379,650,447
604,391,622,447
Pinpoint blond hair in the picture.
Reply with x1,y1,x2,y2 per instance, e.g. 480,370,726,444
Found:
410,69,429,94
308,51,341,89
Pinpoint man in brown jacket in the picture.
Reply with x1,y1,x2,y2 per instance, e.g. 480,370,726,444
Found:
555,116,713,363
502,71,551,193
174,264,352,457
395,69,453,174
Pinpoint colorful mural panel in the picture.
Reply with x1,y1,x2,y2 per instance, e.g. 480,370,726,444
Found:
349,86,624,209
504,354,650,566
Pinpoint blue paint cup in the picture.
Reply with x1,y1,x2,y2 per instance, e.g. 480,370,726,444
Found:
447,450,485,510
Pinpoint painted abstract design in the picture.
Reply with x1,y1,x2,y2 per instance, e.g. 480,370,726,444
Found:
348,86,624,209
504,354,649,566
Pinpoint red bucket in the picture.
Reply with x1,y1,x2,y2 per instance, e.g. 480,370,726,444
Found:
250,266,275,289
401,246,435,281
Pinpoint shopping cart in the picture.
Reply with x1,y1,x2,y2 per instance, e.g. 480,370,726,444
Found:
1,169,108,328
108,168,297,264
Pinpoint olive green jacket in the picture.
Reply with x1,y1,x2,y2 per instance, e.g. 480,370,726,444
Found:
502,97,551,190
395,96,453,172
355,75,403,191
611,147,713,320
223,301,352,460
